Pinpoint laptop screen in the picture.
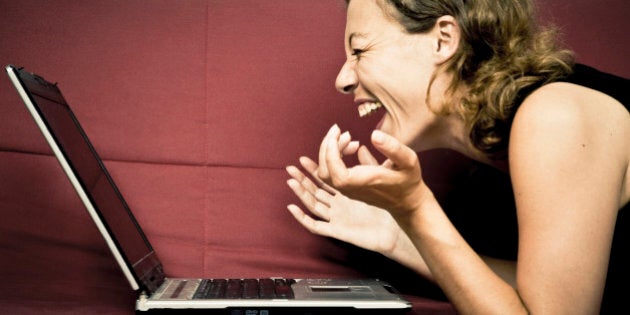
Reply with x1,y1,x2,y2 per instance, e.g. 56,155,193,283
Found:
8,66,164,292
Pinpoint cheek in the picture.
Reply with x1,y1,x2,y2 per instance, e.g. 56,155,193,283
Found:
355,62,383,87
357,58,429,115
383,61,430,101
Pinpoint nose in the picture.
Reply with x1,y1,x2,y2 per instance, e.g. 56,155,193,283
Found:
335,60,358,94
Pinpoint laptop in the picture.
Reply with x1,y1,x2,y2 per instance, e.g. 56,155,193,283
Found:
6,65,412,314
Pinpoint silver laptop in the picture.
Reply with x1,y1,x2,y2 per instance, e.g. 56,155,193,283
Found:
6,65,412,314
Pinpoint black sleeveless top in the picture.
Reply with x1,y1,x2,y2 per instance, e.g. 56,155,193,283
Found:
567,65,628,315
444,64,628,314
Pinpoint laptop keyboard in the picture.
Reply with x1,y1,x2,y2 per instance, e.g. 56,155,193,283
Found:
193,278,295,299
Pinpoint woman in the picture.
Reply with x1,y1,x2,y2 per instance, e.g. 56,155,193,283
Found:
286,0,628,314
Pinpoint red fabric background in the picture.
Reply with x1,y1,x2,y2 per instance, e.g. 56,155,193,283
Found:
0,1,627,314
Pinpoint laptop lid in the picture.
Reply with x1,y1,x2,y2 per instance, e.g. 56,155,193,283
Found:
6,65,165,293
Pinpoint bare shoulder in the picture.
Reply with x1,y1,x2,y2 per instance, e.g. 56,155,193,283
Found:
510,81,630,205
514,82,627,129
511,82,629,153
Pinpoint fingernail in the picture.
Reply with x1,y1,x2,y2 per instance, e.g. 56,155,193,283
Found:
372,130,385,144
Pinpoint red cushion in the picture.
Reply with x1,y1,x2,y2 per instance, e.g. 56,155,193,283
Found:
0,1,627,314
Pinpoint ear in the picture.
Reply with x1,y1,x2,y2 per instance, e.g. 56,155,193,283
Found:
432,15,460,64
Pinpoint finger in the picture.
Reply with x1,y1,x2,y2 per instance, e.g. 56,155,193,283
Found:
286,178,331,220
342,141,360,156
371,130,418,170
325,126,351,187
299,156,319,175
357,145,379,165
338,130,360,156
286,164,307,181
317,125,339,181
286,177,316,209
338,131,351,150
287,204,333,237
286,165,320,197
298,156,338,195
313,187,334,205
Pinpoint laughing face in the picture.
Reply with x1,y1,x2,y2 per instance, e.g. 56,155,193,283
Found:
336,0,455,152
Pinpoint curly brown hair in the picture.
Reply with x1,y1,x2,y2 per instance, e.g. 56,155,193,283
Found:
379,0,575,159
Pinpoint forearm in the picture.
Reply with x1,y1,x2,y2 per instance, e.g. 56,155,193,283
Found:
380,215,517,288
380,216,517,291
382,227,433,280
397,195,527,314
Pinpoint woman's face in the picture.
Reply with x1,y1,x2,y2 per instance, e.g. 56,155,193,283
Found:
337,0,446,151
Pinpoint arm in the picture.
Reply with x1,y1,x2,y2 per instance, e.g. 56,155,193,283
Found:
286,156,519,286
508,83,627,313
287,126,522,289
316,125,525,314
315,86,627,315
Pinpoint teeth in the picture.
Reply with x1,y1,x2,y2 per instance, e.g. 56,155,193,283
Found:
358,102,382,118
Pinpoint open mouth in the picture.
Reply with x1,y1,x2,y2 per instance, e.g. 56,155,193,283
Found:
358,101,383,118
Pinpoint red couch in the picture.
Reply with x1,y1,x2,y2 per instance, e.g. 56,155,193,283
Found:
0,1,627,314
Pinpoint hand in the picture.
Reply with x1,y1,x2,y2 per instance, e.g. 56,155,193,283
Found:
286,156,404,256
317,124,430,218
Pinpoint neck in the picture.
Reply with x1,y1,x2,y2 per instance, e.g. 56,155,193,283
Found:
416,111,510,174
418,73,510,173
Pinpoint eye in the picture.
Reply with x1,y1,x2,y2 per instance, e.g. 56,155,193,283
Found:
351,49,364,60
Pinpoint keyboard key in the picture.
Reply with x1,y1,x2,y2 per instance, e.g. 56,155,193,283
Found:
242,279,260,299
274,279,294,299
258,278,276,299
225,279,243,299
207,279,227,298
